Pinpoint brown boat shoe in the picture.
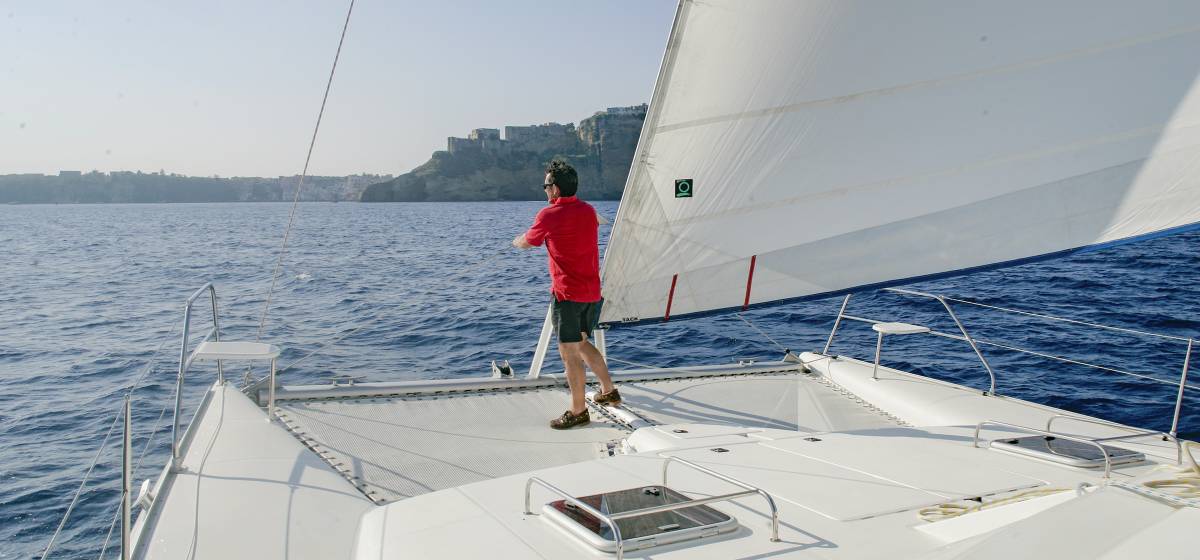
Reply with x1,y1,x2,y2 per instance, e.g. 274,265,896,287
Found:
593,387,622,407
550,409,590,430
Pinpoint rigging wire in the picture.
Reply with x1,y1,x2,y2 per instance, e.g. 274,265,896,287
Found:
605,352,830,372
250,245,515,386
96,500,121,560
735,313,790,353
96,397,175,560
40,312,184,560
53,2,363,556
39,412,122,560
254,0,356,344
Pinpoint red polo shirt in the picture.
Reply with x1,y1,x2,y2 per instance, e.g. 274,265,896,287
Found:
524,196,602,302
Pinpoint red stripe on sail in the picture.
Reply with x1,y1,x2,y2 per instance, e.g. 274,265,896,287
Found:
743,255,757,311
664,274,679,321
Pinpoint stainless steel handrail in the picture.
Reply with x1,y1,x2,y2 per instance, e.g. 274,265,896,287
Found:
524,477,626,559
662,455,781,542
1171,338,1192,437
823,290,996,394
172,283,221,463
822,288,1196,431
822,294,852,354
898,290,1194,431
1045,414,1182,465
884,289,996,394
974,420,1113,479
120,395,132,560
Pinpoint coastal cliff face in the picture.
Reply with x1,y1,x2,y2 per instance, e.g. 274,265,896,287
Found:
360,105,646,202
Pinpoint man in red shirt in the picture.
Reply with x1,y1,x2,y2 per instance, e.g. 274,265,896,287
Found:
513,160,619,429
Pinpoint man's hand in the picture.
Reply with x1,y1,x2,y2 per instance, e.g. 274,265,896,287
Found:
512,233,533,249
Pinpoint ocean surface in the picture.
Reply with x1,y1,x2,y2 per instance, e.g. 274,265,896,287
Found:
2,201,1198,559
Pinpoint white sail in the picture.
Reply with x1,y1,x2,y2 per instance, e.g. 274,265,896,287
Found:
599,0,1200,326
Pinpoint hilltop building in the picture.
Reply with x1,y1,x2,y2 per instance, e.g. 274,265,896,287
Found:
365,104,649,202
447,122,581,156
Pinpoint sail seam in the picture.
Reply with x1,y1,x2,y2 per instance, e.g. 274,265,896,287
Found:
654,22,1200,134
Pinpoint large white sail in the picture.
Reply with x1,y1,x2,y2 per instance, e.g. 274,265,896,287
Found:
599,0,1200,326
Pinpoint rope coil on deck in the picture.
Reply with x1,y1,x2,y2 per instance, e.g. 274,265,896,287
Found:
1140,441,1200,501
918,486,1080,522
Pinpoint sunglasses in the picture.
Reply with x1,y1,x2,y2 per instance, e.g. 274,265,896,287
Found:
542,183,554,190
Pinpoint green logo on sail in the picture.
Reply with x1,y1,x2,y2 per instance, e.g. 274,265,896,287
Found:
675,179,693,198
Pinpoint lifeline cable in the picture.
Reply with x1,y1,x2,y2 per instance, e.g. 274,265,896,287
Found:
39,310,184,560
254,0,356,344
735,313,790,353
249,245,515,386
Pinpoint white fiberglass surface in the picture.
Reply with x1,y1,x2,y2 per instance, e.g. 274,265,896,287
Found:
614,372,897,432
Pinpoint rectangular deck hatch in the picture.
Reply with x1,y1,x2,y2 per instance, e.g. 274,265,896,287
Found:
990,435,1144,468
542,486,737,553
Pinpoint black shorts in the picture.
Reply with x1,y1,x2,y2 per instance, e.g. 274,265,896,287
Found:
552,297,602,343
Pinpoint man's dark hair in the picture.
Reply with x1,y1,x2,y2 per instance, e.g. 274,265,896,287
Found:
545,160,579,197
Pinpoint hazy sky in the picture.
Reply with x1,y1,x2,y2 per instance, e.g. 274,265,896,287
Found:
1,1,676,177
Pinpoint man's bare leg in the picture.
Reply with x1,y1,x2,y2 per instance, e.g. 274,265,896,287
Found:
579,334,614,393
558,341,588,414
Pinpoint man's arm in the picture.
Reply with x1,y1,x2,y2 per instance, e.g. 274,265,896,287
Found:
517,209,550,249
512,233,534,249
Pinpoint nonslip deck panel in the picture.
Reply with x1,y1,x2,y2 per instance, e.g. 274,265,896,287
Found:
616,373,899,432
276,372,902,504
276,389,629,503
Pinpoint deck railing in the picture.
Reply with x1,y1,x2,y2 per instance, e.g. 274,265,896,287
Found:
823,288,1197,436
41,284,223,560
172,283,222,462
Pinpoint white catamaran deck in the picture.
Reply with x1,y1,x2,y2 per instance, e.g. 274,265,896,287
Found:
130,383,373,560
130,354,1196,559
269,362,902,505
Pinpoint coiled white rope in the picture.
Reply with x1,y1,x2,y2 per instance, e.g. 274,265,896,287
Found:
1142,440,1200,499
918,486,1079,522
919,441,1200,523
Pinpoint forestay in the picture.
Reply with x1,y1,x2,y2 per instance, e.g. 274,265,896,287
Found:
599,0,1200,326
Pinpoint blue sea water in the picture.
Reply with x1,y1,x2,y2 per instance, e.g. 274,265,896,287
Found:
1,201,1198,559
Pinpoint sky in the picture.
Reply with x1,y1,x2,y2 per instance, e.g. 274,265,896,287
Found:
0,0,677,177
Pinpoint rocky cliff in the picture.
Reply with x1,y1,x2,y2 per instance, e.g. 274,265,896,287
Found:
360,105,646,202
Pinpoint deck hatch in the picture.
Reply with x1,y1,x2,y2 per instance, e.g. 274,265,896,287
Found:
542,486,738,553
989,435,1145,468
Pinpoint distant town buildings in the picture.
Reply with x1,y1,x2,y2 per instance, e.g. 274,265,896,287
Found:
273,173,393,201
444,104,647,157
0,171,395,203
604,104,648,116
